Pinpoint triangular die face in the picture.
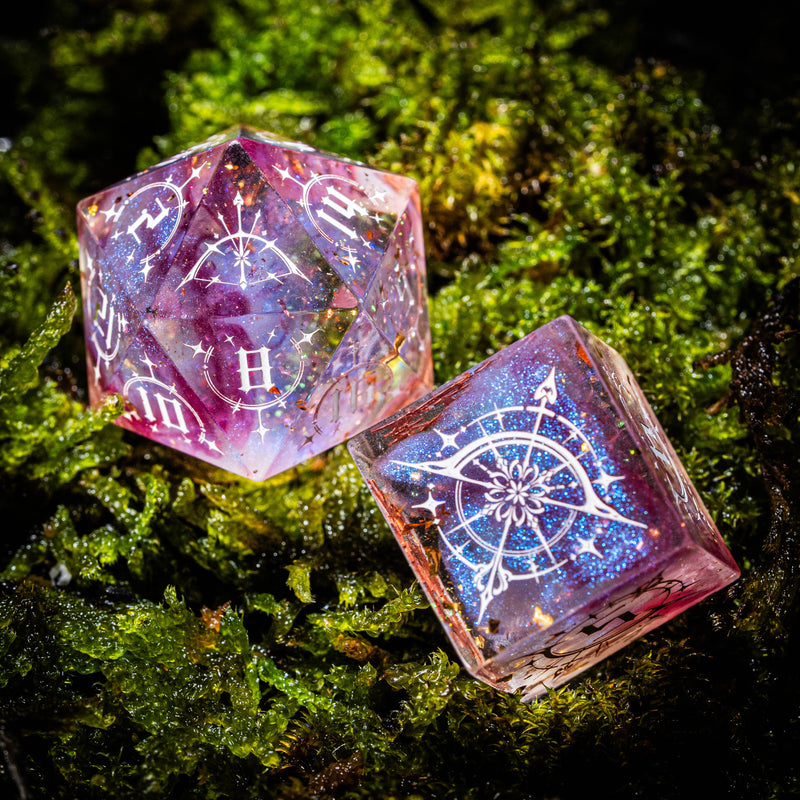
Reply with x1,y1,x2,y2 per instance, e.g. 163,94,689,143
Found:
239,138,417,298
145,308,356,479
76,143,227,308
289,310,431,451
103,327,248,477
235,127,324,156
154,142,356,319
236,125,378,167
79,235,146,398
360,196,432,381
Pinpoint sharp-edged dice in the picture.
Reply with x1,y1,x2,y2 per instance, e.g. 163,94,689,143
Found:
77,126,432,480
348,315,739,700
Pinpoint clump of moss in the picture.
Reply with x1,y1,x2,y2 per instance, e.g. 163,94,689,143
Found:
1,1,799,798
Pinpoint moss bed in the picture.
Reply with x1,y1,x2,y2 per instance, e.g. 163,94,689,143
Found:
1,1,798,797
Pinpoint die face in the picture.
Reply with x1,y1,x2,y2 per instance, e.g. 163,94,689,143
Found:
107,327,243,472
78,127,432,480
577,329,739,569
238,135,416,300
348,315,739,698
501,557,719,700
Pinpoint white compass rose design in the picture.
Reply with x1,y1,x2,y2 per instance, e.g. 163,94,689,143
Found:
393,367,646,623
179,191,310,290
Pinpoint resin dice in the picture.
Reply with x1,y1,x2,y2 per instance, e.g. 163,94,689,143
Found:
77,126,432,480
348,316,739,700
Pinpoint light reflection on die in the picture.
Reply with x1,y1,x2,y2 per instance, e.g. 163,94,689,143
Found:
348,316,739,700
77,126,432,480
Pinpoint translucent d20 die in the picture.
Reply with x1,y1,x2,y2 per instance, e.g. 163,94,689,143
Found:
347,316,739,700
77,126,432,480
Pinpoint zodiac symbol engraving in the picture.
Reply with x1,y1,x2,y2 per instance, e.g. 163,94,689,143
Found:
100,162,210,280
186,328,320,442
272,166,392,275
123,354,220,454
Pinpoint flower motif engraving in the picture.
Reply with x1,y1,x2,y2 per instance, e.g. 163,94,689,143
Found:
484,459,560,527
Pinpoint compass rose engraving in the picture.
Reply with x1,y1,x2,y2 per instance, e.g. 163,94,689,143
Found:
393,367,647,623
179,191,310,290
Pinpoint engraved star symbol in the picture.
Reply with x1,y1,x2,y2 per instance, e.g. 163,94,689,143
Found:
342,248,360,272
198,431,221,453
255,417,269,442
141,354,157,376
295,328,320,347
273,165,293,183
185,340,208,358
434,429,461,453
412,489,445,518
574,536,604,559
594,469,623,492
101,205,122,223
140,258,156,280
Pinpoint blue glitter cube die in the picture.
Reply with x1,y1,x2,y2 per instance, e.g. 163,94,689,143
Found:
347,315,739,700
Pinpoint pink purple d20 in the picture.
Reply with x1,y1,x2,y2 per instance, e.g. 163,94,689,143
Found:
77,126,432,480
347,316,739,700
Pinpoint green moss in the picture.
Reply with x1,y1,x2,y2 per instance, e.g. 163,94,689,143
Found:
1,1,799,798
